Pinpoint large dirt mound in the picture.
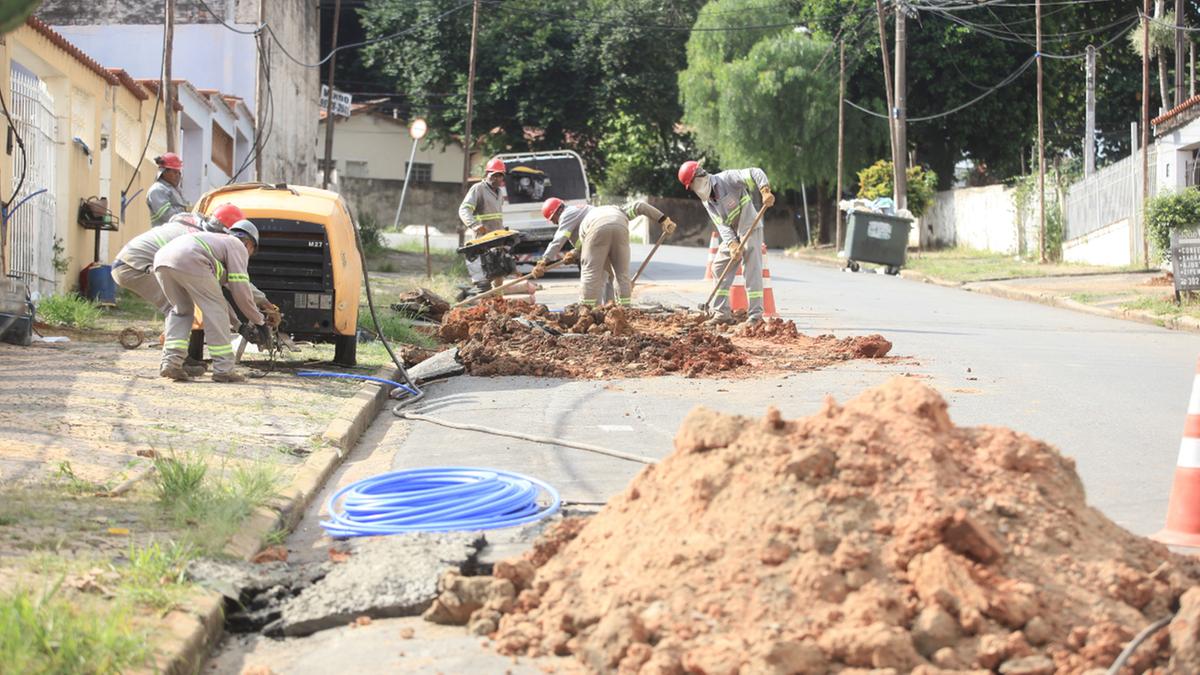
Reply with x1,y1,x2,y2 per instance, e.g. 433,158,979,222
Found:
438,301,893,379
478,379,1200,673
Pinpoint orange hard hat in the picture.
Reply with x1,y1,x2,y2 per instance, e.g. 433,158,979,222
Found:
541,197,564,221
678,160,700,189
211,203,246,229
486,157,506,174
156,152,183,171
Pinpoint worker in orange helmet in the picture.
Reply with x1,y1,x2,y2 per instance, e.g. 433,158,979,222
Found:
148,152,189,227
458,157,507,293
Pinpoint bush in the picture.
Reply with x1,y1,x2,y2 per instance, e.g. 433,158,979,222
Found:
357,214,386,254
37,293,101,329
856,160,938,217
1146,188,1200,262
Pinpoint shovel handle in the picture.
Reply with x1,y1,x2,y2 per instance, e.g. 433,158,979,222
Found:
702,204,769,311
452,257,571,308
631,230,671,287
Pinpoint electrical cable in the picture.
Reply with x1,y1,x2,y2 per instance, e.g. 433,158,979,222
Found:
0,86,27,209
230,32,274,183
1104,613,1174,674
394,410,659,465
845,54,1036,122
320,467,562,537
121,12,169,201
297,370,421,397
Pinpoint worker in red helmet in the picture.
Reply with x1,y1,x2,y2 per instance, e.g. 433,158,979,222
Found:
148,152,189,227
534,197,676,307
458,157,507,292
679,161,774,326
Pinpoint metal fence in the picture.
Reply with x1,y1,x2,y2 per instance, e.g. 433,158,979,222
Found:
7,64,58,300
1064,148,1154,263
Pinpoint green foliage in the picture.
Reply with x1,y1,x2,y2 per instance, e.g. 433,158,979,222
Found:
597,110,700,198
357,214,386,254
153,452,279,555
855,160,938,217
119,542,194,610
153,453,208,504
1146,188,1200,262
37,293,101,329
358,308,436,349
1127,14,1176,58
0,582,149,674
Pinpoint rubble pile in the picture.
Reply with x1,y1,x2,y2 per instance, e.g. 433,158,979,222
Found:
460,379,1200,673
437,301,894,379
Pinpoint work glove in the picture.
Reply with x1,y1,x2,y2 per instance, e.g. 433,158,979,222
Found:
729,239,744,261
531,261,547,279
760,187,776,209
256,323,272,347
661,217,677,236
473,225,488,238
261,302,282,328
561,250,579,265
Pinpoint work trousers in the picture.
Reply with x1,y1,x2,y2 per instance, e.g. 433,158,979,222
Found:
580,217,630,306
111,262,171,314
710,227,764,319
156,267,236,374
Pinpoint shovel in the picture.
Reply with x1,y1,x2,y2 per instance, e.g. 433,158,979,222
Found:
630,228,672,288
452,257,573,308
701,204,769,313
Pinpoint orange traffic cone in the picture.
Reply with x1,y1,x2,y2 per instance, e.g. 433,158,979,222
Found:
704,231,720,280
730,244,777,317
1153,359,1200,547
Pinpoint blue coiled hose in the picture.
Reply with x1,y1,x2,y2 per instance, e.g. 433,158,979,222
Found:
320,467,561,538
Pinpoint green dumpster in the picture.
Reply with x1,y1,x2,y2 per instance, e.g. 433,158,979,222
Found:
844,211,912,275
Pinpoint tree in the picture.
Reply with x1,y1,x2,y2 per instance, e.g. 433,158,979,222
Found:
1128,5,1176,114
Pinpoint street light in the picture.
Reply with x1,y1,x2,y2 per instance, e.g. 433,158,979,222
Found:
394,117,431,276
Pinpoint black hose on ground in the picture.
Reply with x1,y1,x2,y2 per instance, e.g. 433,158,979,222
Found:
1105,613,1175,675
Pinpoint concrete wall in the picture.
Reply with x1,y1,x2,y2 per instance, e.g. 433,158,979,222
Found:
1155,117,1200,195
921,185,1019,253
1062,218,1133,266
257,0,319,186
337,177,464,232
318,114,468,183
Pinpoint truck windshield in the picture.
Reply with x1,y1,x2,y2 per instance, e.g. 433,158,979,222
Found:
503,155,588,205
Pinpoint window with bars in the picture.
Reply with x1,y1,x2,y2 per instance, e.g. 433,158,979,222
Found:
406,162,432,184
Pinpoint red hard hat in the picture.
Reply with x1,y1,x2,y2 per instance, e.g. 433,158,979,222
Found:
156,152,183,171
541,198,564,221
211,203,246,229
486,157,506,174
678,160,700,189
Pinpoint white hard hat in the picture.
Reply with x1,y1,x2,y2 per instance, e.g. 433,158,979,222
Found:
229,220,259,246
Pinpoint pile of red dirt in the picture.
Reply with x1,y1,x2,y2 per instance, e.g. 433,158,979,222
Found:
470,379,1200,673
438,301,895,379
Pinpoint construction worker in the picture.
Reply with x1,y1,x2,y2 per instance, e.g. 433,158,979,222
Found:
147,153,188,227
153,221,267,383
458,157,506,293
678,161,774,326
533,198,676,307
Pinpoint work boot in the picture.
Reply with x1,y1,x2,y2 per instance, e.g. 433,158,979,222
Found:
703,314,736,328
744,315,764,326
160,365,190,381
212,371,247,383
183,359,208,377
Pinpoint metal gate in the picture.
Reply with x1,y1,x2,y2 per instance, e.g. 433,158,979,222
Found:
7,64,57,299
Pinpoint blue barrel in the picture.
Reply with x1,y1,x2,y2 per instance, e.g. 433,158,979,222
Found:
85,264,116,304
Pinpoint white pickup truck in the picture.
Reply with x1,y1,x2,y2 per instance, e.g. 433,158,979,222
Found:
496,150,590,268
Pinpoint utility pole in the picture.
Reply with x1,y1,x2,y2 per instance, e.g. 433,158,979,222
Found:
460,0,481,248
1143,0,1152,267
320,0,342,190
1191,42,1195,97
836,40,846,251
894,1,907,212
164,0,176,152
1037,0,1046,262
1177,0,1186,106
1085,45,1096,178
873,0,897,191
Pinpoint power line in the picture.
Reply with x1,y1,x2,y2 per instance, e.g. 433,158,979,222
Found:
846,54,1036,122
121,11,170,201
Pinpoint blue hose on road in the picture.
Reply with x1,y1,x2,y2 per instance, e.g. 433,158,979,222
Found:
296,371,421,397
320,467,562,538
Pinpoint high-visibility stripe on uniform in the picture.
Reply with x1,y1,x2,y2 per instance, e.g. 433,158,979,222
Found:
463,204,476,211
618,297,631,305
155,235,167,247
475,213,503,220
228,273,250,283
209,344,234,356
192,235,225,280
716,289,730,297
747,291,764,299
152,202,172,221
581,299,597,306
164,339,189,350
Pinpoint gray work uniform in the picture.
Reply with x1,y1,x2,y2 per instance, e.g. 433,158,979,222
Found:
704,168,770,320
112,213,223,313
458,180,505,283
576,201,665,306
146,178,188,227
154,233,265,375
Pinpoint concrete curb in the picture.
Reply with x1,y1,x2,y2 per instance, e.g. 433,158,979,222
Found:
784,250,1200,334
157,365,404,674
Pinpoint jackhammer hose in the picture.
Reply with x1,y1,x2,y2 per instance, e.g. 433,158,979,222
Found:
320,467,561,537
296,371,420,397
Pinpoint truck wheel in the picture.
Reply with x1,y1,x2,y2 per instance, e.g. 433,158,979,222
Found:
847,261,861,273
885,266,900,276
334,334,357,367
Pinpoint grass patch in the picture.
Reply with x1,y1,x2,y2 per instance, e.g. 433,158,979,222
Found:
359,308,437,349
1069,292,1106,304
0,582,150,674
789,246,1140,283
153,452,280,555
1121,295,1200,321
36,293,102,329
117,542,194,610
54,461,109,495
